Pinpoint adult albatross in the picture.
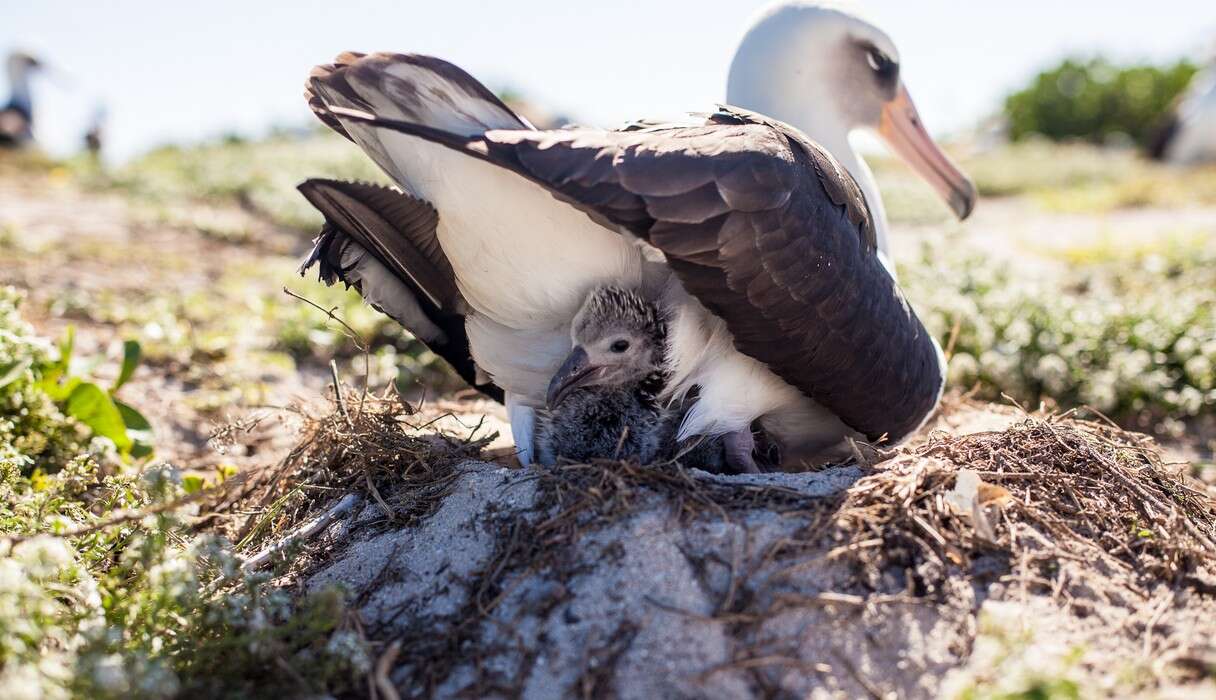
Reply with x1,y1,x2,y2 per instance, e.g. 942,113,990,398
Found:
298,2,976,469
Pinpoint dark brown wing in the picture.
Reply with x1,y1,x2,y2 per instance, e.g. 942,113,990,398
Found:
478,108,937,442
298,179,503,403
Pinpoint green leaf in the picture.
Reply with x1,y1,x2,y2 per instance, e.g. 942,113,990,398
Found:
66,382,132,452
57,325,75,372
115,399,155,459
182,475,206,495
114,340,141,391
39,375,81,402
216,463,239,482
0,357,32,389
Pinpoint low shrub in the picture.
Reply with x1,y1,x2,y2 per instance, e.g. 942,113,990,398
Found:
1004,58,1197,149
0,287,368,698
903,235,1216,432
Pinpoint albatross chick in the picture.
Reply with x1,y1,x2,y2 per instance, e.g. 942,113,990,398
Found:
536,286,761,472
535,286,672,466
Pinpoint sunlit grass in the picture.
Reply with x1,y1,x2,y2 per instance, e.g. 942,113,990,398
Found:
81,130,388,232
1032,165,1216,213
874,139,1216,221
1048,229,1212,267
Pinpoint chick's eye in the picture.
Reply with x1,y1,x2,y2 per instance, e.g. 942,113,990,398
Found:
610,340,630,353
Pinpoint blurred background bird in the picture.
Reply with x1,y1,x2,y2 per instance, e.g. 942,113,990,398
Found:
1,51,41,147
83,103,106,157
1149,46,1216,164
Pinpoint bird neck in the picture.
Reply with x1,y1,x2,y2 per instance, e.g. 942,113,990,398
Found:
5,63,32,116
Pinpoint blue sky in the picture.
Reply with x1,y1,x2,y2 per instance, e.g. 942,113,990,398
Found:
6,0,1215,161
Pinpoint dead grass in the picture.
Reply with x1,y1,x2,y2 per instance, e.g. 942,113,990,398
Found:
831,414,1216,600
207,388,497,556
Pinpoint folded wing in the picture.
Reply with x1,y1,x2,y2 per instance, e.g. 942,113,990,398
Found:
484,109,942,442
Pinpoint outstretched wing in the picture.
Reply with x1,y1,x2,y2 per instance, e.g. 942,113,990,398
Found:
298,178,503,403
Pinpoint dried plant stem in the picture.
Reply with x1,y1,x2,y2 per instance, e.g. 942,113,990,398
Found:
241,493,361,572
283,286,370,417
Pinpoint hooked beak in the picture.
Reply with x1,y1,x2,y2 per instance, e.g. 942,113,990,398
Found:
878,84,977,220
546,346,598,409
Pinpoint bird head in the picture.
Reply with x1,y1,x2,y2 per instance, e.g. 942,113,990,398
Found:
546,287,665,409
727,2,976,221
7,52,42,79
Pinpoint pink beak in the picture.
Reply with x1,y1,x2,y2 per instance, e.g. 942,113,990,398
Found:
878,84,977,220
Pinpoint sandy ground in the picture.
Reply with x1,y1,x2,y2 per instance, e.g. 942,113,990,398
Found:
0,174,325,470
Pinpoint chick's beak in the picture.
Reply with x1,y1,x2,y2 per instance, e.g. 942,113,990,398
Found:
546,346,595,409
878,84,977,220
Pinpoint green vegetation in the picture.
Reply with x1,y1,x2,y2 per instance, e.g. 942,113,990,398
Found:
2,290,86,479
84,130,386,232
1004,58,1197,149
54,256,440,389
1,286,147,473
0,287,367,698
964,140,1216,212
873,140,1216,220
903,233,1216,435
940,603,1089,700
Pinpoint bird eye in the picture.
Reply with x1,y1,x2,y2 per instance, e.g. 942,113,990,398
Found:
863,46,898,83
610,340,630,353
866,49,886,72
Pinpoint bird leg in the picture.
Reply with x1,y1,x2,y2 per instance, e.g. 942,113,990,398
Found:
723,429,761,474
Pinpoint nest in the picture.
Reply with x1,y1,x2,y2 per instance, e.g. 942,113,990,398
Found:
338,454,843,697
830,413,1216,603
209,389,496,552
